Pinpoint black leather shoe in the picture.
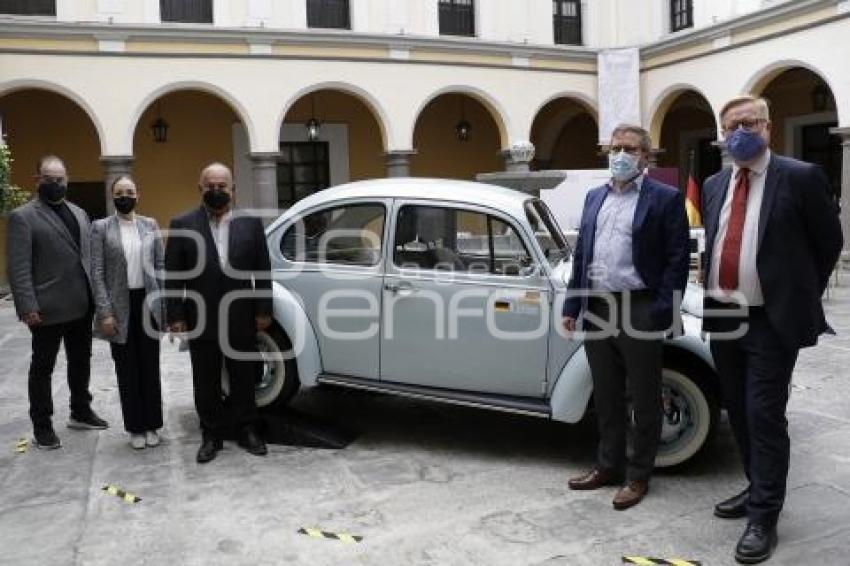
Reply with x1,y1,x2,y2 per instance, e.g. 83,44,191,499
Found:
238,427,267,456
34,426,61,449
68,411,109,430
735,522,777,564
196,435,223,464
715,488,749,519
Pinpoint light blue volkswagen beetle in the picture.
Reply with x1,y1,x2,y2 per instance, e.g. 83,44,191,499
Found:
253,178,718,467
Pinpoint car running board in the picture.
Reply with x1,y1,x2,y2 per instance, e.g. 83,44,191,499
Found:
316,374,551,418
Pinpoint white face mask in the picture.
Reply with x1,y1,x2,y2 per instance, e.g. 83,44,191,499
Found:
608,151,642,182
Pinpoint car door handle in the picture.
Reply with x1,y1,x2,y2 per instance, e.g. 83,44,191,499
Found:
384,282,416,296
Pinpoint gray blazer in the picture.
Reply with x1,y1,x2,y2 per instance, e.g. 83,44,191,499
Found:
6,199,93,325
90,214,165,344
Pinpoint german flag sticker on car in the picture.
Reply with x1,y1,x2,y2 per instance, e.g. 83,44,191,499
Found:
494,300,512,312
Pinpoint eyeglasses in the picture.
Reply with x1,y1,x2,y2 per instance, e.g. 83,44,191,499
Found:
608,145,642,155
722,118,765,134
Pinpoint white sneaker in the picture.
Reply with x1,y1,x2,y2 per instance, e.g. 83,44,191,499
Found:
130,434,146,450
145,430,160,447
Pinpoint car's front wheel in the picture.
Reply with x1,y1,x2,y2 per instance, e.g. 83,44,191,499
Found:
654,363,719,467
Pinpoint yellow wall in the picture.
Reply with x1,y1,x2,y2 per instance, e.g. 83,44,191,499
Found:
0,89,102,196
283,90,385,182
133,91,239,227
411,94,502,180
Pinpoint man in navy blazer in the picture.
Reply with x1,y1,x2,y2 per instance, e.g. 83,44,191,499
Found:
564,124,690,510
702,96,843,564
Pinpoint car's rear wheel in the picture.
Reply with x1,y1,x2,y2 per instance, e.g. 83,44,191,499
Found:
654,362,719,467
221,326,300,411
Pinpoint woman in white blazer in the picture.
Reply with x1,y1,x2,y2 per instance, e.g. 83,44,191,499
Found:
91,176,165,449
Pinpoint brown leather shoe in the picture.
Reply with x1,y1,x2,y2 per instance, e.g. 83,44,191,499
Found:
613,480,649,510
568,469,621,490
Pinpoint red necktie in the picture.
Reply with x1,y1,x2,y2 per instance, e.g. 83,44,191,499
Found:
718,168,750,291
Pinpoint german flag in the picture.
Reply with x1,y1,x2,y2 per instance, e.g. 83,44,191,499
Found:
685,150,702,227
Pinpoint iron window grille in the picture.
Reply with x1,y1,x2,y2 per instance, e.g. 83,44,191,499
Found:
439,0,475,37
0,0,55,16
670,0,693,32
160,0,213,24
307,0,351,29
553,0,582,45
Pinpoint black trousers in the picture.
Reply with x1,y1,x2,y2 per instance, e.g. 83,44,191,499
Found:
188,339,259,437
710,307,798,528
583,292,663,482
28,314,93,429
109,289,163,434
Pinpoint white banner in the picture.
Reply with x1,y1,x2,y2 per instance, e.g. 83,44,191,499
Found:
597,48,641,145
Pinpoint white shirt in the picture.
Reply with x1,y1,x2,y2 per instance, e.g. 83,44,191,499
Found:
208,210,231,268
708,150,770,306
590,175,646,291
118,215,144,290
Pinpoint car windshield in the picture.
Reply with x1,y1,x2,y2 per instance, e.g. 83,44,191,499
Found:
525,199,571,267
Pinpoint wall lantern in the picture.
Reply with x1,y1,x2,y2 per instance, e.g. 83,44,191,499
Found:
455,98,471,141
151,102,169,143
306,95,321,142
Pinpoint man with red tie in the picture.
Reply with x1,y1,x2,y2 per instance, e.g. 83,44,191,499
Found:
702,95,843,564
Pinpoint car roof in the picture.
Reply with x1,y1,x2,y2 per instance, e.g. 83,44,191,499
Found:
268,178,533,230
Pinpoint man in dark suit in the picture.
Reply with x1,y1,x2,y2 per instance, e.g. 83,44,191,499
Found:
564,124,690,510
165,162,273,463
703,96,843,564
6,155,108,449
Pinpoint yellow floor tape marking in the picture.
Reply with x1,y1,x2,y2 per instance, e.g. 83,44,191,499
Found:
102,485,141,503
298,527,363,543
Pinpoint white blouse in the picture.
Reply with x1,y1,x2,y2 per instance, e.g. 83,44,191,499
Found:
118,216,144,290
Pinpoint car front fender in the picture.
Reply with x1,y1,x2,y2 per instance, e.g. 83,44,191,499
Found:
272,282,323,387
550,346,593,424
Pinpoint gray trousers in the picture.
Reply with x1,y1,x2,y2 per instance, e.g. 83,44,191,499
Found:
583,292,663,482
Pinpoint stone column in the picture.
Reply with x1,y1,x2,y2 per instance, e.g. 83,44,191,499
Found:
100,155,134,215
385,150,416,178
830,127,850,255
250,152,280,223
711,140,733,168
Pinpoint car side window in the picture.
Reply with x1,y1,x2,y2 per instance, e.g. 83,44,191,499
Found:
281,203,385,266
393,205,532,275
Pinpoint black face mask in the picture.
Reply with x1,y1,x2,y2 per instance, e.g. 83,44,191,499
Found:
38,181,67,203
203,189,231,210
113,196,137,215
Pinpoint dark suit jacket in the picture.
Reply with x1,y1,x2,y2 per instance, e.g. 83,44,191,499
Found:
563,176,690,331
701,154,843,350
6,199,93,325
164,207,272,347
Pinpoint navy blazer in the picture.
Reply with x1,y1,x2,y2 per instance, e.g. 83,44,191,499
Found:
701,154,843,349
563,176,690,331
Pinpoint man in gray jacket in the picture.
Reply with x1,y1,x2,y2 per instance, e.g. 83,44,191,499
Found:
6,155,108,449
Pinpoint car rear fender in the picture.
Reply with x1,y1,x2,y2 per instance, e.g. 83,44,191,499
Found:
272,282,322,387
